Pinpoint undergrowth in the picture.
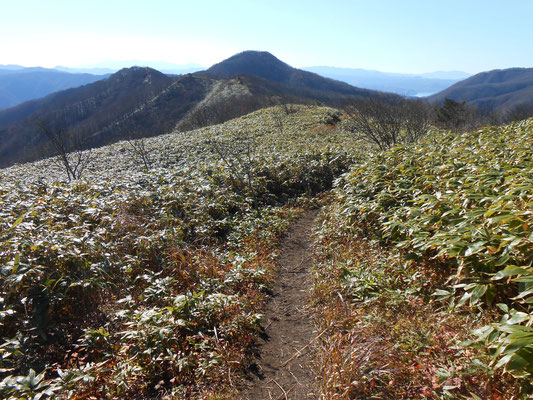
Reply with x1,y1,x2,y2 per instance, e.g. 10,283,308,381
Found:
0,105,359,399
312,119,532,399
312,203,521,399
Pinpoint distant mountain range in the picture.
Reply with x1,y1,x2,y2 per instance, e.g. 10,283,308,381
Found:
0,67,108,109
302,66,471,96
428,67,533,112
0,51,387,167
0,61,467,111
54,61,205,76
2,50,530,168
0,66,214,167
0,63,207,110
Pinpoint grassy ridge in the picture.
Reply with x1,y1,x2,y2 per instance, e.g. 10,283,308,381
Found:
0,106,359,399
2,104,531,399
313,119,532,398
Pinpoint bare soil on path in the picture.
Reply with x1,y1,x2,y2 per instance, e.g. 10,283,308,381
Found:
239,210,320,400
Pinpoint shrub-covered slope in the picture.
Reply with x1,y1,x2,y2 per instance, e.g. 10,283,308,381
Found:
313,119,532,398
3,103,531,399
0,106,358,399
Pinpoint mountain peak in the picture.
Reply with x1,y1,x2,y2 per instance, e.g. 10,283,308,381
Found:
108,66,170,86
113,65,165,77
228,50,284,63
205,50,294,82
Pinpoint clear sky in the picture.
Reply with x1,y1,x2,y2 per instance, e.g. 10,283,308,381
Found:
1,0,532,74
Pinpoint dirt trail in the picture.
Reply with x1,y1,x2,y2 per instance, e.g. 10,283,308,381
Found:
239,210,319,400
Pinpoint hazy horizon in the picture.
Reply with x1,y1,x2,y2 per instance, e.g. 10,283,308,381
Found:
1,0,532,75
0,57,474,77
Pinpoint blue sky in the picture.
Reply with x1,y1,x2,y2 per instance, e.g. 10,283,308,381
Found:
1,0,532,74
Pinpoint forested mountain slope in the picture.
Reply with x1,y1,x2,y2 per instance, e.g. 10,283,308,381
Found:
0,51,390,168
429,67,533,112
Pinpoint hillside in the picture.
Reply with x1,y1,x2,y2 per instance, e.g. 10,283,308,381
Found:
428,67,533,112
0,67,107,109
302,66,469,96
0,106,360,399
0,68,214,167
0,51,390,168
1,106,531,399
201,50,384,99
313,118,532,398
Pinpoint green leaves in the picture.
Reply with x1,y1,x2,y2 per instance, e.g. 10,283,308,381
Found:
0,105,359,398
337,119,533,377
0,368,60,400
7,214,25,233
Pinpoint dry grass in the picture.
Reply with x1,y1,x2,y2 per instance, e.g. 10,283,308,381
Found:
311,206,522,399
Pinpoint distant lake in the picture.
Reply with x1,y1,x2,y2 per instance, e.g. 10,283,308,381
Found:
414,92,435,97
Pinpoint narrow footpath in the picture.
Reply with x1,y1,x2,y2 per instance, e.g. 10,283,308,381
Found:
239,210,319,400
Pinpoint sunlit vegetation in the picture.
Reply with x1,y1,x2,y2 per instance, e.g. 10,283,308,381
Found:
0,105,359,399
2,102,531,399
312,119,532,398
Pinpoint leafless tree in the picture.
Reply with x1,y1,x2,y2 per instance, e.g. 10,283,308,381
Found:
271,106,287,134
280,102,298,115
35,117,92,181
124,132,153,172
345,97,432,150
269,99,301,134
402,99,432,143
205,131,261,217
344,97,404,150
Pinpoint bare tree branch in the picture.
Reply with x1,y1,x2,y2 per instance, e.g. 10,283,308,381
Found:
124,131,154,172
205,131,261,217
344,97,432,150
34,117,92,181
